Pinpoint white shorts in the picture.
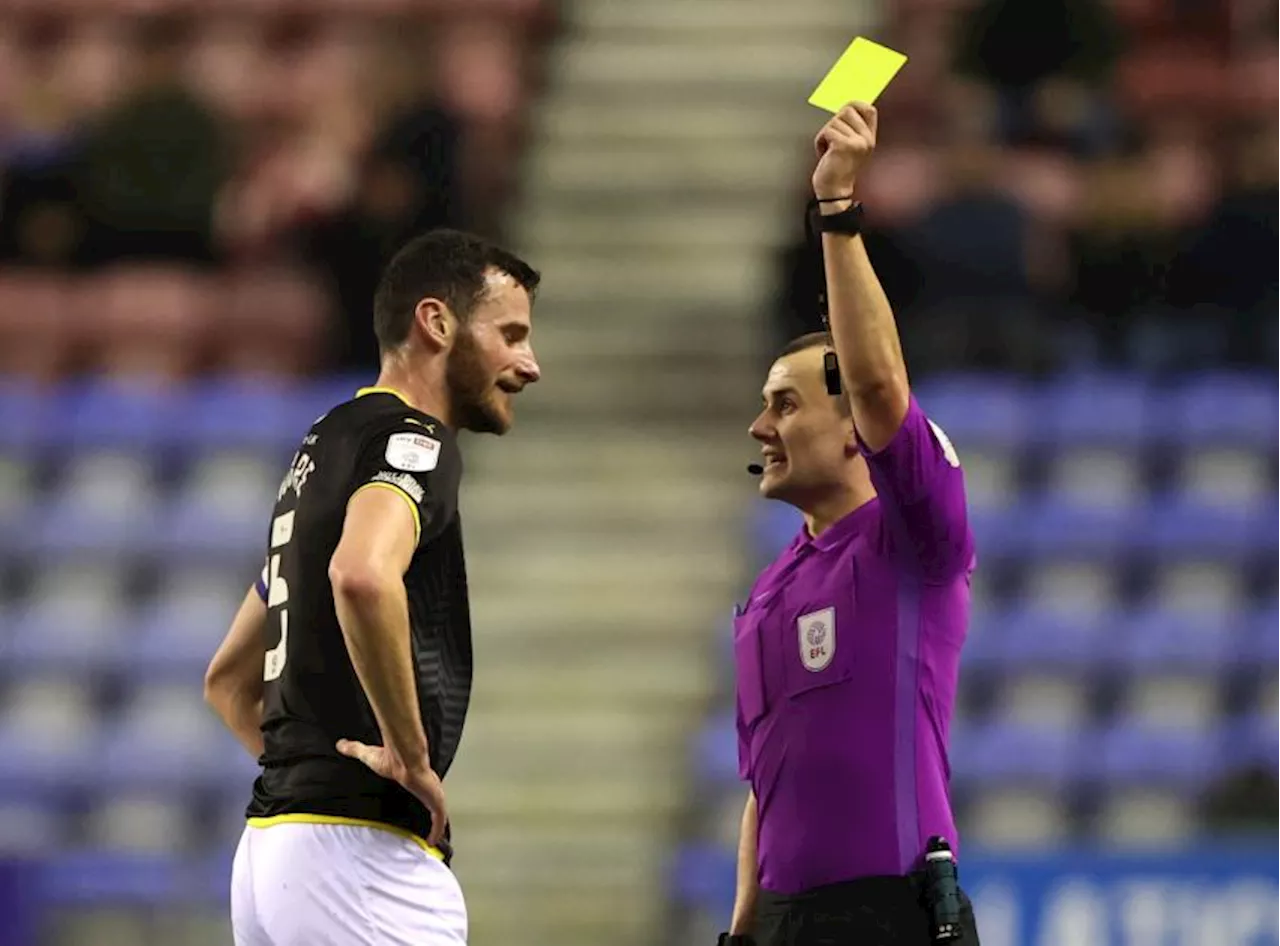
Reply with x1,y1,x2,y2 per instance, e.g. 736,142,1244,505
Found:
231,819,468,946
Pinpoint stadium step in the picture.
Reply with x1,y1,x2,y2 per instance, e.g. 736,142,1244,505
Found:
456,0,877,942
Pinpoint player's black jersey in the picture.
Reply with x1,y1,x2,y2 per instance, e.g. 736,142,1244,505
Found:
245,387,472,853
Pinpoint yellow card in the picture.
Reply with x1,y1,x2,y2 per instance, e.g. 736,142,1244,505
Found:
808,37,908,113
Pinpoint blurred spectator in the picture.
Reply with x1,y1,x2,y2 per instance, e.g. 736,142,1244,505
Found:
952,0,1123,154
894,142,1065,374
1163,121,1278,366
75,14,229,267
0,5,551,381
0,17,85,267
292,101,463,372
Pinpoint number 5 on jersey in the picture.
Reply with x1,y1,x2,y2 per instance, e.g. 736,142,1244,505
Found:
264,511,295,681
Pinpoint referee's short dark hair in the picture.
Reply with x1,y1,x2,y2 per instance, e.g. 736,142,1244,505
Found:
776,332,851,416
373,229,541,353
777,331,833,361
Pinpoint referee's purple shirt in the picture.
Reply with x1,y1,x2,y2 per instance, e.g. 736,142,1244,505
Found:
734,396,975,895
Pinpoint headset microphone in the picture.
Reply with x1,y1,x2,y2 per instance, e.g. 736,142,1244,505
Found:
747,463,764,476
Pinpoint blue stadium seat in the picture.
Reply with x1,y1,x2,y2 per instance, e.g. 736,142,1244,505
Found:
35,852,212,907
174,379,317,454
0,381,54,455
59,380,182,454
1034,374,1151,448
753,502,802,560
301,375,371,422
1223,713,1278,771
152,498,268,562
670,843,735,914
1241,605,1278,667
1113,606,1236,673
1136,496,1267,560
95,713,252,795
17,498,159,558
3,604,125,676
0,723,95,796
1247,502,1279,558
949,721,1081,790
967,506,1027,561
1021,497,1141,558
980,606,1109,673
693,712,739,787
913,374,1032,448
1171,372,1278,447
131,594,235,681
1085,723,1218,789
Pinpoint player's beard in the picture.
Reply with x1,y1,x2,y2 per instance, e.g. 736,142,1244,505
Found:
446,326,508,434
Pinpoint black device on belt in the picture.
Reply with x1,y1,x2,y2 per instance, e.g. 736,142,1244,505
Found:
922,836,964,942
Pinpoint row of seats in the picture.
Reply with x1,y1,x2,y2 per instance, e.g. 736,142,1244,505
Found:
915,373,1277,447
693,714,1276,793
0,376,364,453
962,604,1276,670
0,271,332,381
0,371,1273,449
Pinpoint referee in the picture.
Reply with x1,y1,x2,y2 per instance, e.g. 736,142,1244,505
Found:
720,105,981,946
203,229,541,946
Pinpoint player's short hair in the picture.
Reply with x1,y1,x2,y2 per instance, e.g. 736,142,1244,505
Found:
373,229,541,352
774,331,850,416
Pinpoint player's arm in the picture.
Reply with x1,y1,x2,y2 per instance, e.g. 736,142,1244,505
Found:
329,485,430,770
728,790,759,937
204,587,267,759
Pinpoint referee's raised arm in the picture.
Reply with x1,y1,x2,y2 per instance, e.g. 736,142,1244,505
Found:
811,102,906,452
812,102,972,581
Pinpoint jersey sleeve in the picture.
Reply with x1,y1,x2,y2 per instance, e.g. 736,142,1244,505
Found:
349,421,458,548
860,395,974,581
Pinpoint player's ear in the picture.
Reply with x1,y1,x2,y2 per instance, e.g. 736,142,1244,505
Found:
414,297,453,350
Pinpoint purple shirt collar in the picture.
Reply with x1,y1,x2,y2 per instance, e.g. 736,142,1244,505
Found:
789,496,880,555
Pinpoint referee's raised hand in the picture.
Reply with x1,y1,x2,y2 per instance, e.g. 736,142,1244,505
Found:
337,738,450,847
812,101,878,200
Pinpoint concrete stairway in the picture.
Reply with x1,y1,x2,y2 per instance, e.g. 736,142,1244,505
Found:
443,2,878,944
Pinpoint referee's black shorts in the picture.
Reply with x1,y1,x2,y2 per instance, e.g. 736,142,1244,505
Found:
754,874,981,946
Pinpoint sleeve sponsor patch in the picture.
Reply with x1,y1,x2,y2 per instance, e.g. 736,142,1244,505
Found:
369,470,426,504
927,419,961,468
385,432,441,472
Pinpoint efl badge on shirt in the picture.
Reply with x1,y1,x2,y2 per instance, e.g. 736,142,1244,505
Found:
798,607,836,672
385,432,441,472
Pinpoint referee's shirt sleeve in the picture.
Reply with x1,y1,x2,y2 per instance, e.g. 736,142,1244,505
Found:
349,422,458,548
860,395,974,581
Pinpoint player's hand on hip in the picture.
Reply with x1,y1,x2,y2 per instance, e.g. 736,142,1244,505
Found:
812,101,877,201
336,739,450,846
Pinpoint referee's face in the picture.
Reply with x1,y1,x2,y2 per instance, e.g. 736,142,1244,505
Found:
446,271,540,434
749,349,854,501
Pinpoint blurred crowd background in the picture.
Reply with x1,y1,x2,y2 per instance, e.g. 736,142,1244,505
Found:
0,1,1274,946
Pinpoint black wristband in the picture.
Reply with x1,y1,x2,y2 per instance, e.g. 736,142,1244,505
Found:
807,197,865,236
717,935,754,946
